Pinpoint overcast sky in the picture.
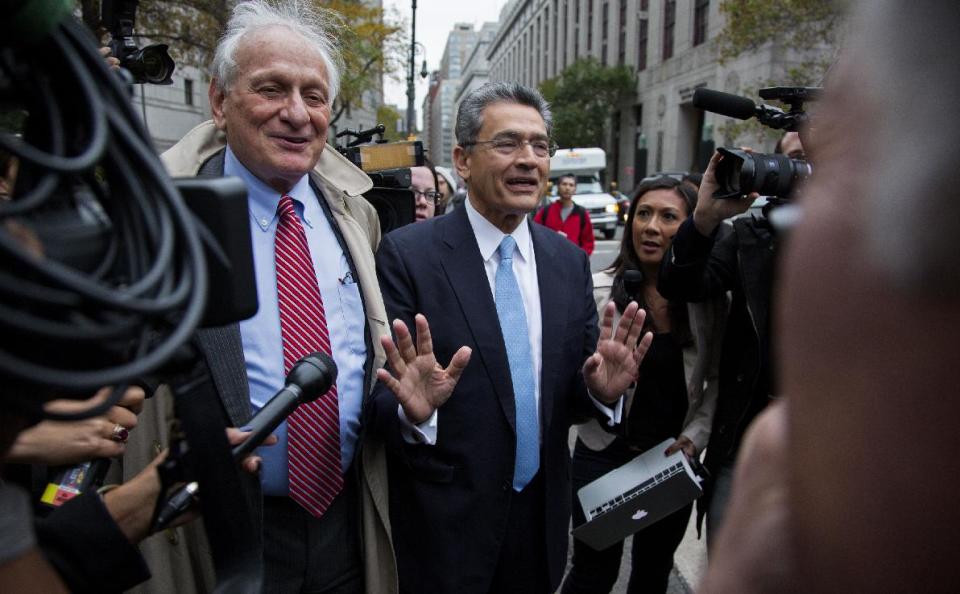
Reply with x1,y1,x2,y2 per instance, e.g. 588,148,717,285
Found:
381,0,508,126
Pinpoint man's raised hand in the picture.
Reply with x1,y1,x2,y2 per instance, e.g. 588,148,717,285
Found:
583,301,654,403
376,314,472,424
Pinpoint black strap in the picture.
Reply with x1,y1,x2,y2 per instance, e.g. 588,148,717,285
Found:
575,204,587,236
168,358,263,594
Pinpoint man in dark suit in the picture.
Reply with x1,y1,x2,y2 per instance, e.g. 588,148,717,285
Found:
369,82,653,594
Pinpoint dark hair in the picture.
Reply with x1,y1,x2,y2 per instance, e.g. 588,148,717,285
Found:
455,82,552,149
682,172,703,189
606,176,697,340
557,173,576,184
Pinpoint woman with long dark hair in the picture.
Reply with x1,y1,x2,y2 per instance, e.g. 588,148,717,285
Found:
561,176,726,593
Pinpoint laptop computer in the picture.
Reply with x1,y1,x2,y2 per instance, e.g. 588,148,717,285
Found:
571,438,703,551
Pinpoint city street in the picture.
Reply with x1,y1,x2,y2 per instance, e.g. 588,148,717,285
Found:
560,228,708,594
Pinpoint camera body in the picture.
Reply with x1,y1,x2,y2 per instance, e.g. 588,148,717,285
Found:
102,0,175,85
713,86,819,201
335,125,426,233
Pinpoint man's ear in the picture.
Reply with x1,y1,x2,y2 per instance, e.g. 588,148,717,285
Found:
209,79,227,130
453,145,470,185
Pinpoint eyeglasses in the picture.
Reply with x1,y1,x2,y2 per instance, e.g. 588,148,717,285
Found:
462,137,559,158
412,189,442,202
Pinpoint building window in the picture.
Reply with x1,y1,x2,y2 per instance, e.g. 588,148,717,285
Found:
601,0,609,66
588,0,594,54
693,0,709,46
656,129,664,172
617,0,626,66
543,0,557,78
561,0,567,69
574,0,580,58
641,0,648,9
637,18,648,71
662,0,676,61
536,15,542,83
184,78,194,106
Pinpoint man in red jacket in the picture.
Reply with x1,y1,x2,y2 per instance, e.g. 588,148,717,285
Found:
533,174,595,254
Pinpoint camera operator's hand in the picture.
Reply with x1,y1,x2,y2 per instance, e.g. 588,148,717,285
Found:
693,150,760,236
98,47,121,70
4,387,145,465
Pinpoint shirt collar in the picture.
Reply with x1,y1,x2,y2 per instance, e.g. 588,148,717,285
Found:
465,194,533,264
224,146,313,231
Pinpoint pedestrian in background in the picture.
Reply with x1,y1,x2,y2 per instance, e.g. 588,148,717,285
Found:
533,173,595,254
411,164,441,222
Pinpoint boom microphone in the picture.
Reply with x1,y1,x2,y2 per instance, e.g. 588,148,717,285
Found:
692,88,758,120
153,352,337,530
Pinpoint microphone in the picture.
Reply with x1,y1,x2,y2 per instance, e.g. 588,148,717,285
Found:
231,352,337,459
692,88,758,120
153,352,337,531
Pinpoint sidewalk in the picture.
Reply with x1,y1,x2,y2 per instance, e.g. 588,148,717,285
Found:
561,509,706,594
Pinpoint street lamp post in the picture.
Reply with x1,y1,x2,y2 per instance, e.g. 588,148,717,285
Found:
405,0,417,136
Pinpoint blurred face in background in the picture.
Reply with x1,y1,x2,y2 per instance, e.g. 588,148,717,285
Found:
557,175,576,202
631,188,689,267
411,166,438,221
779,131,806,160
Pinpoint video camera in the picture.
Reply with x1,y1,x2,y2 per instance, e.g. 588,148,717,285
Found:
102,0,175,85
692,86,820,201
335,124,426,233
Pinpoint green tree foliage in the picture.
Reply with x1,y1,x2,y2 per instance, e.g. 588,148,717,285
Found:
77,0,403,127
715,0,849,145
539,57,636,150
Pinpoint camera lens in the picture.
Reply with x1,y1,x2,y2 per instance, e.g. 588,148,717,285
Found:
121,44,175,85
713,148,812,200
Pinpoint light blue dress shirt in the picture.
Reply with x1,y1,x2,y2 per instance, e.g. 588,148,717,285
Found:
225,147,368,497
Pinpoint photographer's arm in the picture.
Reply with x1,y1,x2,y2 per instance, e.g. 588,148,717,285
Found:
659,152,756,303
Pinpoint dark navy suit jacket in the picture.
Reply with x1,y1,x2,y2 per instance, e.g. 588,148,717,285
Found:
369,205,601,593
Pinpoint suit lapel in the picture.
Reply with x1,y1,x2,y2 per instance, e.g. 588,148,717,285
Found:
195,325,251,426
532,223,571,434
192,150,251,427
437,207,517,433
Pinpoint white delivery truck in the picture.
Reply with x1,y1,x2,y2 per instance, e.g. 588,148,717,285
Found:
548,148,619,239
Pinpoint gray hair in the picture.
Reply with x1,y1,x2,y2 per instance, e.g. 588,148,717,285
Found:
211,0,343,102
455,82,553,149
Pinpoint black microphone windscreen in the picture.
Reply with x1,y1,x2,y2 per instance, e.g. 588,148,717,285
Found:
286,352,337,403
692,88,757,120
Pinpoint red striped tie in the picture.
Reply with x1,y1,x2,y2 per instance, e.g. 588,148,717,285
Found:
275,195,343,517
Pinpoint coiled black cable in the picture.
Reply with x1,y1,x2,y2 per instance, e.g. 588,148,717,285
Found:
0,17,207,419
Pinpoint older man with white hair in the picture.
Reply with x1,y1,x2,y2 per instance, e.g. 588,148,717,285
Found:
148,1,396,592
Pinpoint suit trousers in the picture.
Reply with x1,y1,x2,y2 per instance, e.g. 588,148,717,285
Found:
488,470,549,594
262,470,363,594
561,439,692,594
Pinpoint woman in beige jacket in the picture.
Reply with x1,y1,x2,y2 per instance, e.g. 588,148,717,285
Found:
561,176,725,594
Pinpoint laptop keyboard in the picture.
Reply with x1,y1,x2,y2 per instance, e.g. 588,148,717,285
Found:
587,461,685,520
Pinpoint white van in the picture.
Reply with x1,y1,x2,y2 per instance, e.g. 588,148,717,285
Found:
548,148,619,239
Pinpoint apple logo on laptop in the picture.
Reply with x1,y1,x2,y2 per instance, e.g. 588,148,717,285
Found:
632,510,648,521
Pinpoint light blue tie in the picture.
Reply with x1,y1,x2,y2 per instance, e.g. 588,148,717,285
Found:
494,235,539,491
